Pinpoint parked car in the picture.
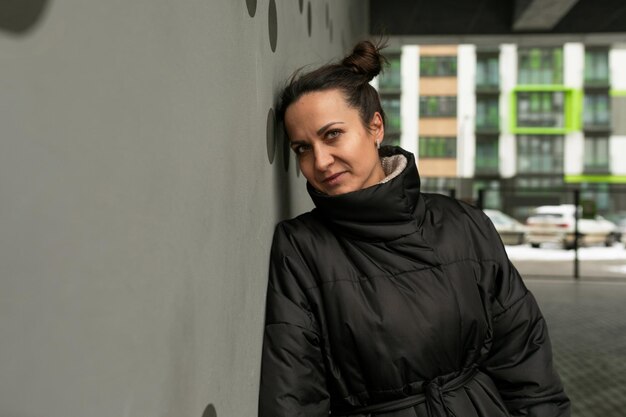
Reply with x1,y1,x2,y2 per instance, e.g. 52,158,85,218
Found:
526,204,616,249
484,209,528,245
605,212,626,242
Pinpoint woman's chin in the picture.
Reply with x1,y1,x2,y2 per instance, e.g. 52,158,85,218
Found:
322,183,357,196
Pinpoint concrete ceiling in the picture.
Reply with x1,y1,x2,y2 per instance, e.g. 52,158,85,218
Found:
370,0,626,36
513,0,580,31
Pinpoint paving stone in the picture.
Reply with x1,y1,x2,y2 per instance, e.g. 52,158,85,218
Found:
526,280,626,417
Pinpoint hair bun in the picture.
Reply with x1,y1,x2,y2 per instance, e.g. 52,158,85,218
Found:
341,40,387,81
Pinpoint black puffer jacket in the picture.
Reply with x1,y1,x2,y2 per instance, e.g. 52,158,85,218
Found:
259,147,570,417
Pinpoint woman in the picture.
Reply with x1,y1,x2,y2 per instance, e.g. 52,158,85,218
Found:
259,41,570,417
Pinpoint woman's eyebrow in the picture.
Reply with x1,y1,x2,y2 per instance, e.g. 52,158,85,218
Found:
316,121,344,135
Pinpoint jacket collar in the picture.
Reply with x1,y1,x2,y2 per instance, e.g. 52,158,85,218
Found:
307,146,425,241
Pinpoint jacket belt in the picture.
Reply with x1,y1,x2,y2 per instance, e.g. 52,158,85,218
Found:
332,392,427,416
332,367,479,417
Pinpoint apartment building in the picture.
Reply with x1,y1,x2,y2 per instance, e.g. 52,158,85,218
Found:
376,43,626,218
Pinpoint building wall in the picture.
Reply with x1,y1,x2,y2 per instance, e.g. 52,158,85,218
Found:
457,44,476,178
607,44,626,176
419,118,458,136
610,45,626,137
564,132,585,175
419,77,457,95
419,45,458,56
400,45,419,156
418,159,457,177
564,43,584,175
499,44,517,178
609,44,626,90
564,43,584,88
0,1,367,417
611,136,626,175
612,96,626,136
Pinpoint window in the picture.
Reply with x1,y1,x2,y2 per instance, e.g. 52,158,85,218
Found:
517,135,564,174
475,136,499,174
473,180,502,209
584,93,610,128
476,54,499,88
379,55,401,90
419,137,457,158
585,49,609,85
584,136,610,173
421,177,460,195
518,47,563,84
381,97,401,132
514,177,564,189
516,91,564,128
419,96,457,117
420,56,457,77
581,183,610,211
476,96,499,130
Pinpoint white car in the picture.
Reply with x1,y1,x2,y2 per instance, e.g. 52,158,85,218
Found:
484,209,527,245
605,212,626,242
526,204,616,249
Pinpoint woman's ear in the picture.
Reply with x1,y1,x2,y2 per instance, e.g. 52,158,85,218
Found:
369,112,385,142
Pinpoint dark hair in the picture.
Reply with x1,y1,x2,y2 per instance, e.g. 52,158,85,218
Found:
277,40,388,135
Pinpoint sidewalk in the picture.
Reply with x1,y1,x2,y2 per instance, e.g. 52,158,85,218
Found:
527,279,626,417
507,244,626,280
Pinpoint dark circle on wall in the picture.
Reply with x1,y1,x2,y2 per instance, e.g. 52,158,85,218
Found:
266,108,276,164
202,404,217,417
330,20,333,42
307,2,312,37
299,0,304,13
268,0,277,52
325,3,329,29
0,0,49,34
282,128,290,172
245,0,256,17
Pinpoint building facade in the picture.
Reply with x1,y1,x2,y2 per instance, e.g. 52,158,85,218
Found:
376,42,626,219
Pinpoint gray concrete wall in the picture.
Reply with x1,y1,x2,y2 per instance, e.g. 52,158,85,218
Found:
0,1,367,416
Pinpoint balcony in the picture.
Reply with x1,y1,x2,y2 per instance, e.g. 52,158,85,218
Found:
475,83,499,94
475,164,500,177
584,78,610,89
583,164,611,175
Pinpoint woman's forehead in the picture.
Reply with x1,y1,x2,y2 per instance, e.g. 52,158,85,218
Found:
287,90,354,122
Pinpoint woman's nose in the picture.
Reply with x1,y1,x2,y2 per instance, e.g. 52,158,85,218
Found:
314,146,334,172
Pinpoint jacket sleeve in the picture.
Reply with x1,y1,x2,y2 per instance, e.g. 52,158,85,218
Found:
258,223,330,417
478,212,571,417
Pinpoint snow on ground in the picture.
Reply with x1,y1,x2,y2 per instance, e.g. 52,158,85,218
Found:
605,265,626,274
504,243,626,261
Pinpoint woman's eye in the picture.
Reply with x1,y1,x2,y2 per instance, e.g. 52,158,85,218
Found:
292,144,311,155
326,129,341,139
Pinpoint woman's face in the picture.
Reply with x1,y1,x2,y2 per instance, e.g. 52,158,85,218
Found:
284,89,385,196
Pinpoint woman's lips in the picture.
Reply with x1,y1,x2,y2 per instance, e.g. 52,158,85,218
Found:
322,172,345,186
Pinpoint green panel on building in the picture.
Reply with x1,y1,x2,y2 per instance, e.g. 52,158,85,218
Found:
509,86,582,134
565,175,626,184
